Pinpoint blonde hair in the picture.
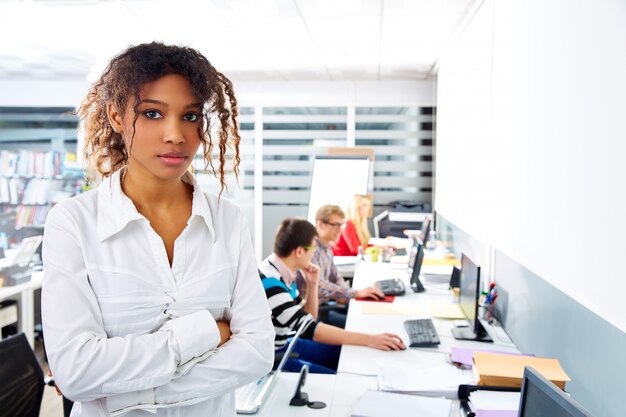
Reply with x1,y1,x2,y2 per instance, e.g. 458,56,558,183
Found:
346,194,371,246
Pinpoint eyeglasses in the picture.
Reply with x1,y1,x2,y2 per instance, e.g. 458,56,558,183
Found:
323,221,344,228
302,244,316,251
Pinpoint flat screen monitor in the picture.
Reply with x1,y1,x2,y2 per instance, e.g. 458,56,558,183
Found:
407,242,425,292
451,253,492,342
419,217,431,245
518,367,593,417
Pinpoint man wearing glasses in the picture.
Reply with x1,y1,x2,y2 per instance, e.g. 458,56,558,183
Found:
259,217,405,373
296,205,384,328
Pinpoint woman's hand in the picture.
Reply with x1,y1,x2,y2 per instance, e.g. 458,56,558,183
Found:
366,333,406,351
216,320,232,347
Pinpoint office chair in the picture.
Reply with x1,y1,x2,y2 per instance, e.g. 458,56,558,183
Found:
0,332,45,417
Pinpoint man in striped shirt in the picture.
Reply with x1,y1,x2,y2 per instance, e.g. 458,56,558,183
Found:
259,218,405,374
296,205,384,328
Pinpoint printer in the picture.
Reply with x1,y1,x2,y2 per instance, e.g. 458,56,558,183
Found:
0,236,42,287
374,201,432,238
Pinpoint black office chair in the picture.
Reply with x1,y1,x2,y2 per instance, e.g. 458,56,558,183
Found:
0,333,45,417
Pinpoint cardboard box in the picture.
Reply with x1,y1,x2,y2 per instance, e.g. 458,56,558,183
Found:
473,352,571,390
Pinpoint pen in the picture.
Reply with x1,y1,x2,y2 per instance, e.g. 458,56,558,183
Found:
490,292,498,305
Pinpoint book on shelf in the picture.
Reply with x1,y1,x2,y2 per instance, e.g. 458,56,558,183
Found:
1,150,84,230
0,150,66,178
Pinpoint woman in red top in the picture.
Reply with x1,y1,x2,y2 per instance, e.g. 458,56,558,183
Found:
332,194,372,256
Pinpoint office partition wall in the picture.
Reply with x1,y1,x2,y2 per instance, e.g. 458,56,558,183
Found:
435,1,626,416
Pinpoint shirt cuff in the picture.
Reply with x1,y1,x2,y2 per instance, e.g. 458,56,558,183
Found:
160,310,220,365
106,388,155,416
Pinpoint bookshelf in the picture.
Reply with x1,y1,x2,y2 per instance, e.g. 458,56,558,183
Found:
0,108,83,243
0,150,84,232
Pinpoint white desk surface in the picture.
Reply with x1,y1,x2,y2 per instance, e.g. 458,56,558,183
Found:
0,270,43,347
252,372,336,417
334,260,517,416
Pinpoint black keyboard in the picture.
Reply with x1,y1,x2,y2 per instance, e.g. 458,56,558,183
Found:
374,278,405,296
403,318,440,347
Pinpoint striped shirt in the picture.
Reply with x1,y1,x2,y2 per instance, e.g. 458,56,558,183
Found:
296,237,356,304
259,254,317,348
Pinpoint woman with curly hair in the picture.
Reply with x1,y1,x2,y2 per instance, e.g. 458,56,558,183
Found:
41,42,274,416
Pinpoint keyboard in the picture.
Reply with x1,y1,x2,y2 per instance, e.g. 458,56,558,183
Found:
374,278,406,296
403,318,440,347
235,373,271,413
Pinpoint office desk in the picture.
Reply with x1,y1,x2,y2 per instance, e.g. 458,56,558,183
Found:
253,372,337,417
331,260,518,416
0,270,42,347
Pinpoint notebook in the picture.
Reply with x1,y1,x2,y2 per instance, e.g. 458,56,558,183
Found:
235,318,310,414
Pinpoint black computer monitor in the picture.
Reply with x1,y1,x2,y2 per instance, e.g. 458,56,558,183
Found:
407,242,425,293
451,253,492,342
519,367,593,417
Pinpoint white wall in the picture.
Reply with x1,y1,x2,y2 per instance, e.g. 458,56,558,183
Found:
436,0,626,332
0,80,89,107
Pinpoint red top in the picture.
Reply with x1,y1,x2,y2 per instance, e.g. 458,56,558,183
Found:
331,220,364,256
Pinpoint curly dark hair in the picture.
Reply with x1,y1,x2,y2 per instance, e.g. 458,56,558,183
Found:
76,41,241,192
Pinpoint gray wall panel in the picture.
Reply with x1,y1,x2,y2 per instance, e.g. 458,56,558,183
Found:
437,212,625,417
494,250,625,417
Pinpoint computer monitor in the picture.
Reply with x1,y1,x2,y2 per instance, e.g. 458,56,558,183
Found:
407,242,425,293
451,253,492,342
518,367,593,417
419,217,431,245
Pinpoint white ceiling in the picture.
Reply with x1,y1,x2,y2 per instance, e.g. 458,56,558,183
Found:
0,0,475,82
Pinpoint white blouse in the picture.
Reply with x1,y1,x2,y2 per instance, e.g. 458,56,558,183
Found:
41,169,275,417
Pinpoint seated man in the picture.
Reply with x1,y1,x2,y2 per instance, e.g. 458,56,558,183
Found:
296,205,384,328
259,218,405,374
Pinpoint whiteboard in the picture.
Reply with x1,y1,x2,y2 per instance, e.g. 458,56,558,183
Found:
307,156,370,224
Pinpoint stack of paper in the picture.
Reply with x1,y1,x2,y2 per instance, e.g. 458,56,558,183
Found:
378,363,474,399
469,390,521,417
351,390,451,417
473,352,570,389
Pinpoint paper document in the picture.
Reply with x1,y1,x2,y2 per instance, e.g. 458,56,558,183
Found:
475,411,518,417
450,347,530,368
379,363,474,398
351,390,451,417
359,303,423,316
470,390,521,412
429,302,465,319
423,258,461,267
